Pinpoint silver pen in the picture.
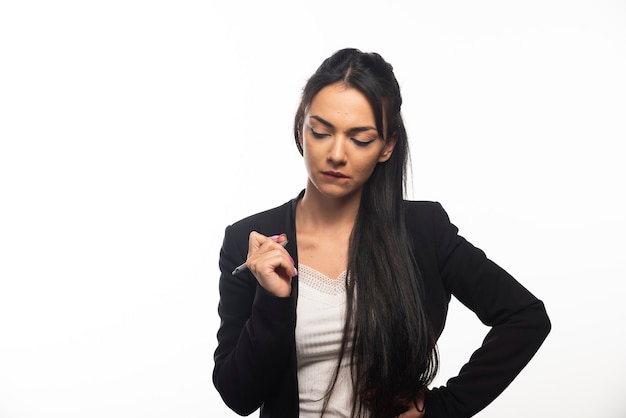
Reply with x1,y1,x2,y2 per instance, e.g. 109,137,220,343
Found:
231,239,289,276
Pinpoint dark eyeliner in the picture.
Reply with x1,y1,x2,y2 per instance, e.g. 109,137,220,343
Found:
310,127,328,139
352,138,375,147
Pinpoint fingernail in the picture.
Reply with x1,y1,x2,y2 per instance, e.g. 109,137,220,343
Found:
292,268,298,277
289,256,294,264
269,235,279,240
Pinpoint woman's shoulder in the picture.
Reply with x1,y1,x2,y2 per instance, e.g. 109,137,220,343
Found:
404,200,442,209
231,201,290,226
228,202,290,232
404,199,448,219
225,191,302,238
404,200,458,238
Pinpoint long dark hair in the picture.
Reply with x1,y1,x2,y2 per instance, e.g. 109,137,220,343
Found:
294,48,439,417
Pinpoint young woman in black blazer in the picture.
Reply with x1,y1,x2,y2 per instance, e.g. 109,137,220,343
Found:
213,48,550,418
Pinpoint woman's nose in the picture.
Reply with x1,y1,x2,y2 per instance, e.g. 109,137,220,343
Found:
327,137,347,164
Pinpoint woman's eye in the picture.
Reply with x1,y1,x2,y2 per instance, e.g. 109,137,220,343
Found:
310,127,329,139
352,138,374,147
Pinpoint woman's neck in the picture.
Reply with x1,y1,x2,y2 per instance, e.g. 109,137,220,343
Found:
297,186,360,231
295,184,358,278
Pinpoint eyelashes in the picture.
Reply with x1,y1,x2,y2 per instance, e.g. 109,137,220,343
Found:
309,127,375,147
310,127,329,139
352,139,374,147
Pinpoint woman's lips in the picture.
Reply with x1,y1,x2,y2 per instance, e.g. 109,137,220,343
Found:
322,171,349,179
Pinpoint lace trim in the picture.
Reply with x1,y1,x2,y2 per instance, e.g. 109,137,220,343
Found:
298,264,347,296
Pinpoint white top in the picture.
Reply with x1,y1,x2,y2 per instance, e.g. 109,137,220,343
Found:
296,264,360,418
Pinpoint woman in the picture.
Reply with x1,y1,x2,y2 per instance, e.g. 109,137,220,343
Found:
213,48,550,418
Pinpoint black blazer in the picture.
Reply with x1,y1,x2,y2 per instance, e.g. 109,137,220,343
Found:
213,191,550,417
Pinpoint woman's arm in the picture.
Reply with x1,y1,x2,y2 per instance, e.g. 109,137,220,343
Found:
212,225,297,416
424,203,551,417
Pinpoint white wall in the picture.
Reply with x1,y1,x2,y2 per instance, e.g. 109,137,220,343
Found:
1,1,625,417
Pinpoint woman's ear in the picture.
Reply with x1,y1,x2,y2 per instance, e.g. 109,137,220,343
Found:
378,135,397,162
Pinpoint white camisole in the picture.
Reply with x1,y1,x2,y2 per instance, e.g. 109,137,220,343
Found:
295,264,359,418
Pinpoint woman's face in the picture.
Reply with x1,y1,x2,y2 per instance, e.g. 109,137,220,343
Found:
300,82,396,201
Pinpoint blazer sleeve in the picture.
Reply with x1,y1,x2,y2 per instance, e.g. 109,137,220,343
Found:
212,224,297,416
423,203,551,417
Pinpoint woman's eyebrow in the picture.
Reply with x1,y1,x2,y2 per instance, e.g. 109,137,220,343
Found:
310,115,334,128
310,115,377,134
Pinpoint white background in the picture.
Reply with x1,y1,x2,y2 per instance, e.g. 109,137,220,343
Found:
1,1,625,417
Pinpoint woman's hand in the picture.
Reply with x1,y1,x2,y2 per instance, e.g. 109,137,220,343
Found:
395,389,426,418
246,231,297,297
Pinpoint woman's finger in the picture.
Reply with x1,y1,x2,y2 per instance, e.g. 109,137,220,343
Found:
245,231,295,297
